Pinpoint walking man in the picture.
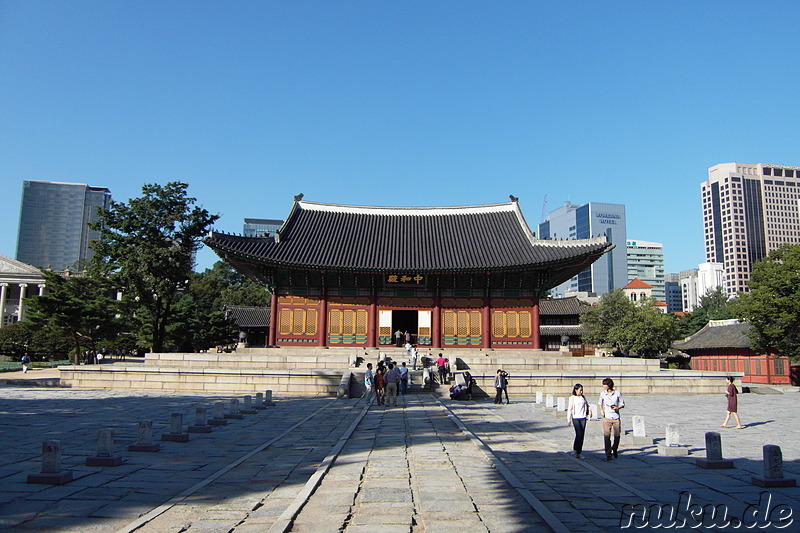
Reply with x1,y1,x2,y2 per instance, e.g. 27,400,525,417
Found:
384,362,401,407
598,377,625,461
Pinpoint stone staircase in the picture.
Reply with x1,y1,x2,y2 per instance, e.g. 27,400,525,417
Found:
58,347,736,396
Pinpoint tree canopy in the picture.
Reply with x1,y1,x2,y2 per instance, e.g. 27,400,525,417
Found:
91,182,219,352
730,244,800,361
581,289,678,357
675,286,732,339
25,269,121,363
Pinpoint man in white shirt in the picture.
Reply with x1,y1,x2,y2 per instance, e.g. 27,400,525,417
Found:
598,377,624,461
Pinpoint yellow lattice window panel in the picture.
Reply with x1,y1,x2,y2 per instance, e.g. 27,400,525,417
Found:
329,309,368,336
278,308,317,336
443,311,456,337
492,311,532,338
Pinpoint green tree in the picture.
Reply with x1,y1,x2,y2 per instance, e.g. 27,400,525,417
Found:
581,290,678,357
675,286,732,338
25,269,121,364
91,182,219,352
730,244,800,362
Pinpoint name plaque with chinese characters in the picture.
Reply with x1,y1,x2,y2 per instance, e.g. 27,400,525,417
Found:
385,274,426,286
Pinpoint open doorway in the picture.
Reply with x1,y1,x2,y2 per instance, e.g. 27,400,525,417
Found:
392,310,419,344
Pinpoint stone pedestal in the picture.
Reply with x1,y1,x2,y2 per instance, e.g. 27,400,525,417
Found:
208,402,228,426
696,432,734,469
28,440,73,484
626,416,655,446
161,413,190,443
264,390,275,406
188,407,213,433
556,397,567,412
752,445,796,487
240,395,257,415
253,393,267,410
129,421,161,452
224,399,244,420
657,423,688,456
86,428,123,467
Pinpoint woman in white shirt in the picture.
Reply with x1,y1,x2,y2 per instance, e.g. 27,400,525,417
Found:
566,383,591,459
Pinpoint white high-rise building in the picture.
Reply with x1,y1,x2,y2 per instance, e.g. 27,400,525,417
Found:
680,262,724,312
702,162,800,293
626,239,665,301
539,201,627,297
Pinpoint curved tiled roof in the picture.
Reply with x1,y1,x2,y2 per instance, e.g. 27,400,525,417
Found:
539,296,586,315
672,320,752,350
207,200,612,273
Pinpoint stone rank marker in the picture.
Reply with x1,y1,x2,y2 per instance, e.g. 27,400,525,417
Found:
161,413,190,443
535,391,543,404
188,407,213,433
253,392,267,410
208,402,228,426
28,440,73,485
695,431,734,469
627,416,655,446
657,423,689,456
240,395,257,415
128,420,161,452
86,428,123,467
752,445,797,488
263,390,275,406
224,398,244,420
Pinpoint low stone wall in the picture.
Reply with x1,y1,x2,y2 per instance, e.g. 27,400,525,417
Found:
145,352,355,369
58,365,343,395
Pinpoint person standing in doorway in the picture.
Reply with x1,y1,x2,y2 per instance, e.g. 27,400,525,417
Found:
567,383,591,459
394,329,403,348
404,330,411,345
364,363,375,406
598,377,624,461
399,362,409,395
721,376,744,429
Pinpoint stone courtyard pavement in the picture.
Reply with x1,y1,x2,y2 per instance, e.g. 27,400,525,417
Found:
0,378,798,532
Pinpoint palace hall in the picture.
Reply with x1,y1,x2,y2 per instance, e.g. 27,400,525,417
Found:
205,197,613,350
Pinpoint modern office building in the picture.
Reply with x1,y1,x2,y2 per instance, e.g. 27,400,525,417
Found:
702,162,800,293
664,273,682,313
626,239,665,301
679,262,724,312
16,181,112,270
243,218,283,238
539,201,627,298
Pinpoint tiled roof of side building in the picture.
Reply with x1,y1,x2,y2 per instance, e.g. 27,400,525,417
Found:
224,306,270,328
672,319,752,350
206,199,613,272
539,296,586,315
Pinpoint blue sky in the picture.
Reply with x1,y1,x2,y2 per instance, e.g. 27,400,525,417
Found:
2,2,799,275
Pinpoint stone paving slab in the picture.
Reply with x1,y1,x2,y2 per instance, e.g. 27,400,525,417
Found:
2,385,799,531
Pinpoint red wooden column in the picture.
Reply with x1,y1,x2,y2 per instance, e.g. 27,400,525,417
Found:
368,294,377,347
318,291,328,347
482,297,492,349
268,292,278,346
432,295,441,348
532,295,541,349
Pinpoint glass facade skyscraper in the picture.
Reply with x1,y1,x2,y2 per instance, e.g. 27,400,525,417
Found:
626,239,665,301
539,201,627,297
16,180,111,270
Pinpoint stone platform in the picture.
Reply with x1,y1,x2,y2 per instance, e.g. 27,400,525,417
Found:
57,347,737,396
